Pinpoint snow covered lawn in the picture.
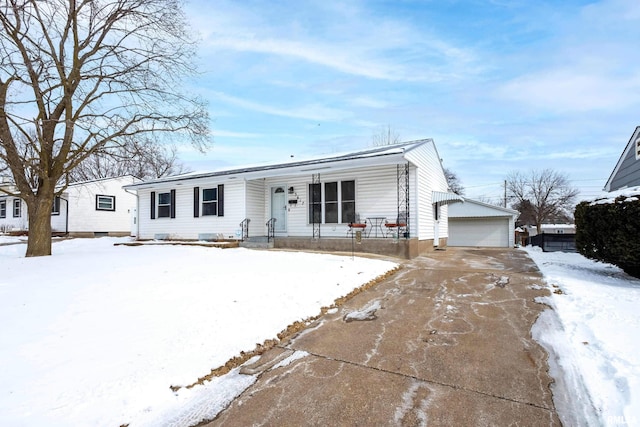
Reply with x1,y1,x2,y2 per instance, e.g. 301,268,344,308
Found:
526,247,640,426
0,237,397,426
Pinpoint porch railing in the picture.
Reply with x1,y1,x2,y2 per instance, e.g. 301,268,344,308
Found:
266,217,277,243
239,218,250,241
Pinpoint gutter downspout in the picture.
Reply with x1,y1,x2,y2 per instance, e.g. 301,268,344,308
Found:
60,196,69,236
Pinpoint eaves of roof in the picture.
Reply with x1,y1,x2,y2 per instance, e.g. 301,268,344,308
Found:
125,139,431,190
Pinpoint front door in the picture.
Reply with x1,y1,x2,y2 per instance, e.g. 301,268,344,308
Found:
271,186,287,233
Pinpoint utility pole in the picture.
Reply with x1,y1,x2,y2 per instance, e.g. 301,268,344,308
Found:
504,180,507,208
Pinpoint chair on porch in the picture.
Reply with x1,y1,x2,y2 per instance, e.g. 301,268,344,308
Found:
384,212,408,238
347,213,367,237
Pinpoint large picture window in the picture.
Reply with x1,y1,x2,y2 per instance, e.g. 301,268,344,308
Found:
96,195,115,211
308,180,355,224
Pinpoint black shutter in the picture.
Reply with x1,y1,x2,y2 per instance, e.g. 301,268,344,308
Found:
150,191,156,219
170,189,176,218
217,184,224,217
193,187,200,217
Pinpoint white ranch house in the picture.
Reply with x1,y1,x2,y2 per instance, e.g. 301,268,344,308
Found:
125,140,464,258
0,176,139,237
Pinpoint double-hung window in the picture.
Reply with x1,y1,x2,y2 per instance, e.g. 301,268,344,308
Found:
308,180,355,224
150,190,176,219
324,182,338,223
13,199,21,218
202,188,218,216
192,185,224,217
0,200,5,218
157,192,171,218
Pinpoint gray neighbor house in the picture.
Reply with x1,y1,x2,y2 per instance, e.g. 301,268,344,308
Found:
605,126,640,192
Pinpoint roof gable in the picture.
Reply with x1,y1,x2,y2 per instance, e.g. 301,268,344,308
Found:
448,198,519,218
605,126,640,192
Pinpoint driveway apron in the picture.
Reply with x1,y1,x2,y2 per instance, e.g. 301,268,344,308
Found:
207,247,560,426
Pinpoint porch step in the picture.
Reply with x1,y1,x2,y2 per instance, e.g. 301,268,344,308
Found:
239,236,274,249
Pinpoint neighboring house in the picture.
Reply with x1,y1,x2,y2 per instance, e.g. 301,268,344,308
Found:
124,140,464,258
448,199,519,248
526,224,577,252
604,126,640,192
0,175,139,237
0,178,28,232
525,224,576,237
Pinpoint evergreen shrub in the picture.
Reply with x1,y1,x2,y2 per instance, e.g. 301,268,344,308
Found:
575,196,640,278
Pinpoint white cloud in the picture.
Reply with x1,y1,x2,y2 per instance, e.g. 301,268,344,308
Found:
499,68,640,113
209,90,352,122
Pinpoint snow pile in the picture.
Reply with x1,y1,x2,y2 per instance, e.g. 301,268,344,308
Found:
0,237,397,426
343,300,382,322
526,247,640,426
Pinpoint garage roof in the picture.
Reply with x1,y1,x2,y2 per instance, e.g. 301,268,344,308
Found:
448,198,518,218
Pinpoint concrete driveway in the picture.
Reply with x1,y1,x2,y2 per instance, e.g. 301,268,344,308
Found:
206,247,559,426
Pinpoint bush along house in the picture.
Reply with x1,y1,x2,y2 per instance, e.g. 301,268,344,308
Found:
124,140,464,258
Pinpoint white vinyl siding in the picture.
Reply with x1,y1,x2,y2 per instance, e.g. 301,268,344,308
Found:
405,142,449,240
137,180,245,240
245,180,266,237
264,165,403,237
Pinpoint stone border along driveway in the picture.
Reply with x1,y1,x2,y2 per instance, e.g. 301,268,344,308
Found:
204,247,560,426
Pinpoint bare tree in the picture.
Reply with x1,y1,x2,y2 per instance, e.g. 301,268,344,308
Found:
70,136,190,182
371,124,400,146
443,168,464,195
0,0,209,256
506,169,579,234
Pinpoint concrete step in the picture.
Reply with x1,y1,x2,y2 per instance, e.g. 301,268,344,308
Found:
239,236,274,249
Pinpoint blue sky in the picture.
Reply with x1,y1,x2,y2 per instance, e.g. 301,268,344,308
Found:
180,0,640,204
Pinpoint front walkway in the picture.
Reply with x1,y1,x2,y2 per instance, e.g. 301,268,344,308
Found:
206,248,559,426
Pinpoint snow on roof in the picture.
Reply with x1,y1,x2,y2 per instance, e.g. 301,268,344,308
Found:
540,224,575,229
125,139,431,188
589,186,640,205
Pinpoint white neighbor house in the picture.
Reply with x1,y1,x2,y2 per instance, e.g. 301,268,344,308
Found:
125,140,464,258
0,175,139,237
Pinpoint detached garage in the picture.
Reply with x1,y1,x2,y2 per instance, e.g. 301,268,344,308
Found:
448,199,519,248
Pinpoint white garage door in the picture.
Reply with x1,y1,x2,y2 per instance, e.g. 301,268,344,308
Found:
449,218,510,247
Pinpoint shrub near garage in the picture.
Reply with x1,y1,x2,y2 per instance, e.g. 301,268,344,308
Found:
575,196,640,278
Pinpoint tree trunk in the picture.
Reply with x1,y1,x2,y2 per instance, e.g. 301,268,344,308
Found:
25,197,53,257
